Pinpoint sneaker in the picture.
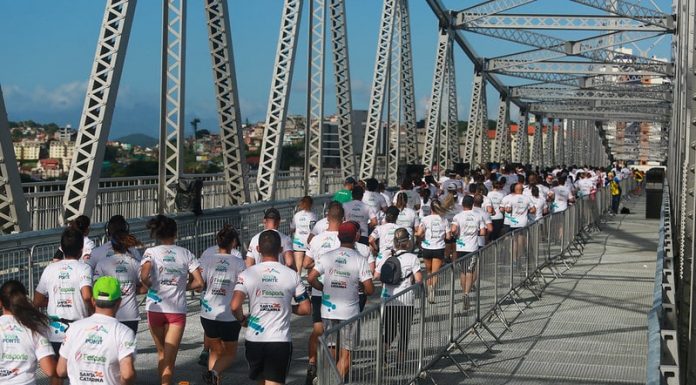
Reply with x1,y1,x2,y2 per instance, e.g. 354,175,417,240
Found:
306,364,317,385
198,348,209,367
202,370,213,385
463,294,470,311
428,289,435,304
210,370,220,385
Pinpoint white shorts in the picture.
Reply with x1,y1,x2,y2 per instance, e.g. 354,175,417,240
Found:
322,319,357,351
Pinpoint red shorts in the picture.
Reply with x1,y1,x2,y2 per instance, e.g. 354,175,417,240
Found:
147,311,186,328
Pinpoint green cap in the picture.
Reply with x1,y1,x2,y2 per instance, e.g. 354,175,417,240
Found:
93,276,122,302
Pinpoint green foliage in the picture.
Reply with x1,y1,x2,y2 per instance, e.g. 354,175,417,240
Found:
280,143,304,170
109,160,159,177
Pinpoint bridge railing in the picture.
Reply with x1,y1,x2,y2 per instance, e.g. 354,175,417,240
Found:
21,169,345,231
647,183,680,385
317,181,626,385
0,194,334,297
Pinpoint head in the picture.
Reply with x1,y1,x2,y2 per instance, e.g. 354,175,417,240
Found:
365,178,379,192
61,227,84,259
263,208,281,230
468,183,478,195
462,195,474,210
327,201,345,225
393,228,412,251
258,230,281,260
395,192,408,210
344,177,356,190
473,194,484,208
106,215,140,255
338,221,360,246
401,179,413,191
69,215,91,236
217,224,240,252
352,185,365,201
298,196,313,211
531,184,540,198
106,215,129,238
0,280,48,334
147,214,177,242
385,206,400,223
514,183,524,194
430,199,446,216
92,276,122,314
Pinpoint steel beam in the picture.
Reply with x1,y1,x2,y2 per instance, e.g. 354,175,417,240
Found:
477,83,490,165
488,59,672,76
204,0,250,205
455,13,670,32
515,110,529,164
305,0,326,195
511,86,672,102
456,0,534,24
531,115,543,167
256,0,303,201
399,0,419,165
557,119,565,166
570,0,674,30
545,117,555,166
387,2,402,186
446,47,459,168
360,0,396,180
422,28,450,170
328,0,356,179
464,73,484,165
63,0,136,222
493,93,510,162
0,85,30,233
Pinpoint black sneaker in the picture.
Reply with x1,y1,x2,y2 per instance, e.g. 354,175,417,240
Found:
202,369,213,385
463,294,470,311
306,364,317,385
198,348,209,367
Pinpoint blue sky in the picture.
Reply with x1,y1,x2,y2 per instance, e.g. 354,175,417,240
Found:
0,0,672,139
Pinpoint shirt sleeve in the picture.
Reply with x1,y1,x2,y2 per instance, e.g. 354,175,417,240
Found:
370,227,380,240
294,275,307,299
234,271,248,295
186,249,200,273
33,331,54,360
313,260,325,275
358,258,372,282
368,207,378,221
282,235,293,253
118,326,137,361
79,265,93,289
409,254,421,273
141,249,153,265
35,269,49,296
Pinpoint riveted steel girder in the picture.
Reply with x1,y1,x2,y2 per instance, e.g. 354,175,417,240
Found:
398,0,419,165
570,0,674,30
305,0,326,195
488,59,672,76
256,0,303,201
423,27,450,169
511,86,672,102
457,0,535,24
63,0,136,222
0,85,30,233
515,111,529,164
463,73,484,165
455,13,670,32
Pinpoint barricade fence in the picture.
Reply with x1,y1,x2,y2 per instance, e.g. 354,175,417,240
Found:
318,179,633,384
0,195,334,298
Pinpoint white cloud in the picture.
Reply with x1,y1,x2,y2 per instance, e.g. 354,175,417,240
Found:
3,81,87,112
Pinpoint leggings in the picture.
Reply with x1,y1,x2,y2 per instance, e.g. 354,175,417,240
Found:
383,305,414,351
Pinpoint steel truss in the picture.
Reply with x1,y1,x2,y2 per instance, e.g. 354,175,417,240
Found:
492,93,510,162
530,115,543,167
515,110,529,164
0,85,29,233
256,0,303,201
386,1,402,186
511,87,672,102
463,73,483,165
477,84,490,165
544,118,555,166
305,0,326,195
445,51,460,168
487,60,672,76
63,0,136,222
423,27,450,170
455,13,670,32
557,119,565,165
398,0,419,165
329,0,356,179
204,0,249,205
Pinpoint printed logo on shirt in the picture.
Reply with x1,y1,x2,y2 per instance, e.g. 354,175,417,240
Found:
78,370,105,383
321,294,338,311
335,255,348,265
261,267,281,283
247,315,265,335
146,289,163,303
201,298,213,312
259,303,281,312
159,275,180,286
256,289,284,298
85,333,103,345
330,279,347,289
330,269,351,278
163,253,176,263
54,286,75,295
56,299,74,308
0,368,20,377
76,352,107,364
1,333,20,344
1,353,28,362
3,324,22,332
215,259,230,272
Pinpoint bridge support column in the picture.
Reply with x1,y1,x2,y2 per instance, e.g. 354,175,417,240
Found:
463,72,483,166
477,83,490,166
492,93,509,163
422,27,450,172
305,0,326,195
557,119,565,167
443,48,459,170
544,117,555,167
397,0,419,166
530,115,543,169
0,85,30,233
515,110,529,164
386,2,402,186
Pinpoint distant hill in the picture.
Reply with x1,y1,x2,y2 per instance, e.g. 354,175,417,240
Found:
114,133,158,148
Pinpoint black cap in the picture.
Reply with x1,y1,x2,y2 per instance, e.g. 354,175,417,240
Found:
344,176,357,185
264,208,281,220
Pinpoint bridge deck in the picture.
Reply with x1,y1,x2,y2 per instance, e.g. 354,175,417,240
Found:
430,193,658,385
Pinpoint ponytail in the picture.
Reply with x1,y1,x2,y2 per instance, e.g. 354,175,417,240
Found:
0,280,48,334
111,230,142,255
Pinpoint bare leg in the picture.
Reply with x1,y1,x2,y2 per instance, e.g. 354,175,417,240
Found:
212,340,238,382
294,251,305,276
161,324,185,385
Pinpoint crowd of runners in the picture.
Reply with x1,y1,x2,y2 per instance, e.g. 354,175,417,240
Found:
0,162,641,385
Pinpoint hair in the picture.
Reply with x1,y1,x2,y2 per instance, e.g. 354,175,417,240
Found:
352,185,365,200
393,228,412,251
95,299,119,309
462,195,474,209
327,201,345,223
493,180,505,190
442,190,457,210
468,183,478,194
424,175,436,185
106,215,129,237
419,187,430,204
216,224,240,251
146,214,177,241
395,192,408,210
0,280,49,334
61,227,84,258
401,179,413,190
365,178,379,192
473,194,484,207
531,184,540,198
111,230,141,255
430,199,446,216
385,206,400,223
298,196,313,211
258,230,281,257
69,215,91,236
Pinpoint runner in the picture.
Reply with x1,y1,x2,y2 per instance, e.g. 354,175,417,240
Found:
70,215,95,262
394,192,419,236
0,280,56,384
231,230,311,385
246,208,294,269
343,186,377,245
414,199,448,304
88,215,142,271
450,195,486,311
93,225,143,333
140,215,204,385
369,206,402,271
56,276,136,385
363,178,388,223
198,224,246,385
291,196,317,274
33,227,93,385
307,221,374,379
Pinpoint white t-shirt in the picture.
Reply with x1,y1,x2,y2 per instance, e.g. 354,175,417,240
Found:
35,259,93,343
501,194,533,228
395,207,419,236
392,189,419,210
381,252,420,306
419,215,448,250
94,253,141,322
234,261,306,342
419,199,432,219
199,250,246,322
577,178,594,198
362,191,387,217
313,247,372,320
247,229,293,265
528,195,547,221
291,210,317,251
354,242,375,266
86,242,142,270
343,200,377,238
552,185,571,212
201,246,244,260
370,223,400,269
306,230,341,296
0,315,54,385
82,237,96,260
452,210,485,252
141,245,200,314
311,218,329,235
59,314,136,385
473,207,492,247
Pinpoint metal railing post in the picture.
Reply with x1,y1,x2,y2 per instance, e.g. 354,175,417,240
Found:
417,280,426,373
375,301,385,385
448,260,456,343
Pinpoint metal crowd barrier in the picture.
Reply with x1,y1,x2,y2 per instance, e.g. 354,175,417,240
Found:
647,184,679,385
317,181,624,385
0,195,333,297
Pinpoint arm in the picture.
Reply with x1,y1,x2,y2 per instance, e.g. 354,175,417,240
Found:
56,356,68,379
303,253,315,270
140,261,152,288
119,355,136,385
187,269,204,291
413,270,423,284
307,269,323,292
293,298,311,316
33,292,48,308
38,355,57,378
81,286,94,315
368,236,378,256
231,291,247,324
361,279,375,296
414,224,425,239
283,250,295,270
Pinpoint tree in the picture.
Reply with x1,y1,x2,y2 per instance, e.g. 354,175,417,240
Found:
195,129,210,139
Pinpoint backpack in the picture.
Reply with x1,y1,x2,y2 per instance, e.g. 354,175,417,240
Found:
379,251,411,285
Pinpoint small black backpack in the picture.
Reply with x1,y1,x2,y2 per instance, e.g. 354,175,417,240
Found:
380,251,411,285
